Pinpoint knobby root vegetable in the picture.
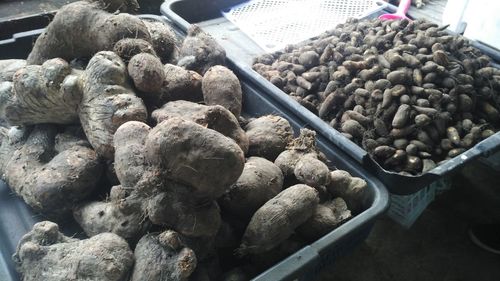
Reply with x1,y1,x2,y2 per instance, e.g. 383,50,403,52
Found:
245,115,293,161
113,38,157,62
145,179,223,238
219,157,284,220
145,118,244,196
75,118,244,240
0,59,26,82
0,125,102,218
79,51,148,158
128,61,204,106
0,52,148,159
156,64,204,104
142,19,180,63
202,65,243,118
128,53,165,93
275,129,330,189
0,58,82,125
27,0,150,64
237,184,319,255
152,100,248,153
294,154,331,188
327,170,368,213
13,221,134,281
178,25,226,75
297,198,352,241
130,230,197,281
73,189,148,241
113,121,149,188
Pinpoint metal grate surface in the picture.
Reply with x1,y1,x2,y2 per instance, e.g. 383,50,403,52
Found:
222,0,386,52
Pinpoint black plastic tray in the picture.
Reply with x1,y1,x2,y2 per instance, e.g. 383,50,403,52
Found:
161,0,500,195
0,15,388,281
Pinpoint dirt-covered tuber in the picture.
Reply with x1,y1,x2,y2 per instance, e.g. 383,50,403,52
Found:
178,25,226,75
13,221,134,281
130,230,197,281
0,125,102,218
237,184,319,255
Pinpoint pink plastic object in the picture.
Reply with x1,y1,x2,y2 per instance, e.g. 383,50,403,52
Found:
379,0,411,20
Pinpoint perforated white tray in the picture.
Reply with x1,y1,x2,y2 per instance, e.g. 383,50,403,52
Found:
222,0,386,52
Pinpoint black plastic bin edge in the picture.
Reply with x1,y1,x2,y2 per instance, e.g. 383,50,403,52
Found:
161,0,500,195
0,15,389,281
240,81,389,281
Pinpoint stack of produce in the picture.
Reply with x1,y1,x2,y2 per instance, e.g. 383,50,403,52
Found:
254,18,500,175
0,1,369,280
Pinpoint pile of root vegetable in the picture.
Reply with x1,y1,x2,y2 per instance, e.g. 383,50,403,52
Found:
0,1,368,280
253,18,500,175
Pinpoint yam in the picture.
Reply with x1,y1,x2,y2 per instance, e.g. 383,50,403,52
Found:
245,115,293,161
13,221,133,281
219,157,284,219
237,184,319,255
130,230,197,281
202,65,243,118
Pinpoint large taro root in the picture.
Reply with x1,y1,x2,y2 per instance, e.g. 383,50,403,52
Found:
237,184,319,255
152,100,249,153
142,19,180,63
130,230,197,281
0,52,147,159
275,128,330,188
297,198,352,241
202,65,243,118
79,51,147,158
0,58,83,125
75,118,245,240
327,169,368,213
178,25,226,75
219,156,284,220
145,118,244,197
128,52,166,94
27,0,149,64
13,221,134,281
245,115,294,161
73,187,148,241
158,64,203,103
127,59,203,106
0,125,102,218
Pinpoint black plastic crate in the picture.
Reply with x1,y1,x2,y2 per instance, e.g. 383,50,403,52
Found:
0,15,388,281
161,0,500,195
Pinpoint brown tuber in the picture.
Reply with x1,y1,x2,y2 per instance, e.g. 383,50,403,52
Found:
219,157,284,219
130,230,197,281
26,0,151,64
152,100,249,153
202,65,243,118
237,184,319,255
245,115,294,161
0,125,102,218
178,25,226,75
13,221,134,281
128,52,165,93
